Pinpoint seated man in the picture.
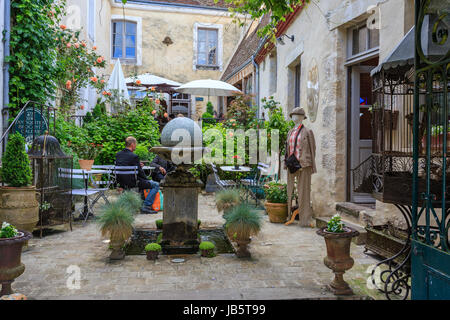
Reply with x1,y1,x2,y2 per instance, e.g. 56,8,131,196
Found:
150,154,176,183
115,137,159,214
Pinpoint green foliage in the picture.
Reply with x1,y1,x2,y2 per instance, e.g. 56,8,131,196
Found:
224,203,262,240
97,201,134,240
262,97,294,155
0,222,19,239
117,191,143,214
224,0,309,42
135,143,153,162
84,112,93,124
39,201,52,211
145,242,162,252
1,133,32,187
206,102,214,115
70,141,103,160
155,219,163,229
54,104,160,165
226,95,257,129
327,214,345,233
7,0,65,116
264,182,287,203
92,100,107,119
156,232,163,244
215,189,241,213
198,219,202,227
199,241,215,250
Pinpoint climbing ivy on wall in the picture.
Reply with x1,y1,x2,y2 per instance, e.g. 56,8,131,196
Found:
6,0,66,116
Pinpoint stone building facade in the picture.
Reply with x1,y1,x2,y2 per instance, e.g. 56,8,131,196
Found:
62,0,246,118
223,0,415,221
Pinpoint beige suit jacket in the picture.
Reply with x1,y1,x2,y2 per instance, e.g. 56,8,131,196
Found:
284,125,317,174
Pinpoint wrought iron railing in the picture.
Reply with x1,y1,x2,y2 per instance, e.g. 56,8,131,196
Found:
351,155,376,194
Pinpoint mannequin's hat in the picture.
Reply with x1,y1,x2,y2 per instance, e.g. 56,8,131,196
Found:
289,107,307,119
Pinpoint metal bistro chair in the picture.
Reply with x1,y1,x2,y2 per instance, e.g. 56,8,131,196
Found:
211,163,237,190
112,165,139,193
241,162,278,206
91,165,116,189
59,168,110,225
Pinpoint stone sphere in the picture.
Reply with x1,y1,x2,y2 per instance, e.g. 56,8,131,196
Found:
160,117,202,147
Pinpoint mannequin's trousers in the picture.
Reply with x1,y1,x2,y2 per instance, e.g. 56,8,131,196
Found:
287,166,313,227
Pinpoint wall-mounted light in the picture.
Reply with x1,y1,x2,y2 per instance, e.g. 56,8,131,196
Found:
162,36,173,46
276,34,294,45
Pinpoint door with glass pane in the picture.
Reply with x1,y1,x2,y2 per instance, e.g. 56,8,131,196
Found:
351,66,375,203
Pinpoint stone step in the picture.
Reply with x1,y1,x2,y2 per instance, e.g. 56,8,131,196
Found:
315,216,367,246
335,202,376,225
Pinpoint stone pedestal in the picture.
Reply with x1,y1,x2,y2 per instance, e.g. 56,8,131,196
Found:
161,166,203,254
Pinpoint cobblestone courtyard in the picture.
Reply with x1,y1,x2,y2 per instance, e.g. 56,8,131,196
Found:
14,193,384,300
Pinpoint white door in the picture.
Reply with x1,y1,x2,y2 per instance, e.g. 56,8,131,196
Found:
351,66,375,203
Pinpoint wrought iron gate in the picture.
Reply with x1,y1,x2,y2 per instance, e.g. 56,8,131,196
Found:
411,0,450,300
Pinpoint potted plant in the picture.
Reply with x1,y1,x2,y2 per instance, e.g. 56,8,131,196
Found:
71,141,103,171
316,214,359,295
215,189,240,214
98,201,134,260
224,203,262,258
264,182,288,223
0,222,32,296
155,219,163,230
145,243,161,260
116,191,143,214
199,241,215,257
233,155,240,170
0,133,38,248
197,219,202,228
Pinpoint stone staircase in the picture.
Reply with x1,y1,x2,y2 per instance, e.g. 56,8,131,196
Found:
315,202,376,246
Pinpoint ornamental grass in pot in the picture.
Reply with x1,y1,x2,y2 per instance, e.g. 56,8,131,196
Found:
145,243,161,261
0,222,32,296
215,189,240,214
316,214,359,295
97,202,134,260
264,182,288,223
224,203,262,258
116,191,143,214
0,133,38,248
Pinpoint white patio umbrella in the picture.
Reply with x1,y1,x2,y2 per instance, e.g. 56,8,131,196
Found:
125,73,182,87
104,59,130,105
175,79,242,98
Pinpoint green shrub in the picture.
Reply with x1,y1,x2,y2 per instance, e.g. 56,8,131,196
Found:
156,232,163,244
97,202,134,240
156,219,163,229
327,214,345,233
264,182,287,203
215,189,241,213
1,133,32,187
224,203,262,240
145,243,161,252
0,222,19,238
199,241,215,250
117,191,143,214
135,144,152,162
198,219,201,227
206,101,214,115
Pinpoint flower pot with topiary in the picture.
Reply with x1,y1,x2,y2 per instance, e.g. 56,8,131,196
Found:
145,243,161,260
0,133,38,248
316,214,359,295
0,222,32,296
155,219,163,230
97,202,134,260
71,141,103,171
264,182,288,223
224,204,262,258
199,241,215,257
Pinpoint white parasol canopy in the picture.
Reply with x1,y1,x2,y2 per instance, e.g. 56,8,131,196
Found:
175,79,242,97
104,59,130,104
125,73,182,87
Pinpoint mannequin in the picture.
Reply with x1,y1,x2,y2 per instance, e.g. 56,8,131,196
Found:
283,108,316,227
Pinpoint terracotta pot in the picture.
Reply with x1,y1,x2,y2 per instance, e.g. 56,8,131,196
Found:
0,187,39,249
235,238,251,258
316,227,360,295
78,159,94,171
109,238,125,260
0,231,32,295
265,202,288,223
146,250,159,261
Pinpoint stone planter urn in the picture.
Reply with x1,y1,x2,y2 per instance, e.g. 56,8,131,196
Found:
0,231,32,296
316,227,359,295
235,238,251,258
0,186,39,249
109,238,126,260
265,202,288,223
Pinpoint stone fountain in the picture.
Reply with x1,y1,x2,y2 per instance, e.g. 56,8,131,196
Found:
150,117,207,254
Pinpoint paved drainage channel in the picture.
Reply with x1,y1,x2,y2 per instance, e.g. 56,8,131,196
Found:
125,228,235,255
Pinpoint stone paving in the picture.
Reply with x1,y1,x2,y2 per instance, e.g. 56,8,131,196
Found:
14,192,386,300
